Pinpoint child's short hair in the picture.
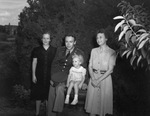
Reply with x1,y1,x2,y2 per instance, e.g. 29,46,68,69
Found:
72,54,84,64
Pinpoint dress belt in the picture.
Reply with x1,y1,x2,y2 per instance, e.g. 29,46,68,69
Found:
93,68,106,74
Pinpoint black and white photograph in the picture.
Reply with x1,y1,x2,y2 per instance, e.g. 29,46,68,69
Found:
0,0,150,116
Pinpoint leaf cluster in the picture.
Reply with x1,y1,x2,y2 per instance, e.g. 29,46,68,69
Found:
114,1,150,69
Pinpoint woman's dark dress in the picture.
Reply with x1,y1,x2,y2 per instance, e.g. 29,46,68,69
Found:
30,46,56,100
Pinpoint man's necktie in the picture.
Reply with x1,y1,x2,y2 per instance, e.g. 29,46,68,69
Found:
66,50,70,58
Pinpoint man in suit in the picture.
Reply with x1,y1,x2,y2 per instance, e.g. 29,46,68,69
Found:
47,35,86,116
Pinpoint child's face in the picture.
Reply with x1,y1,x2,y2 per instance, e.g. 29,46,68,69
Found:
73,57,81,68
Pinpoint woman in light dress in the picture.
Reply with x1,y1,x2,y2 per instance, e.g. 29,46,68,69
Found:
85,29,116,116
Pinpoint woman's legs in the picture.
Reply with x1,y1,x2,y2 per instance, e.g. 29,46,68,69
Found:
36,100,41,115
65,81,74,104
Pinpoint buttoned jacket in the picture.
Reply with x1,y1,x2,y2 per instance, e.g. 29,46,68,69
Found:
51,46,86,82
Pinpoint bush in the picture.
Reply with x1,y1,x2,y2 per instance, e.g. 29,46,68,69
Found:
0,32,7,41
12,84,31,107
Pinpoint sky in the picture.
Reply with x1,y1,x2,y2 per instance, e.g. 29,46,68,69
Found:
0,0,28,25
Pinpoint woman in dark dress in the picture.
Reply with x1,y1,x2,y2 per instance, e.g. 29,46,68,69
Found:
31,32,56,116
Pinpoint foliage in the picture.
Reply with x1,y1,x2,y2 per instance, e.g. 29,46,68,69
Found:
114,1,150,69
0,32,7,41
12,84,31,107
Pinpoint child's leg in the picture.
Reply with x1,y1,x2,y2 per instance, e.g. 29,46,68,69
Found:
65,81,74,104
66,81,74,95
74,81,80,95
71,81,80,105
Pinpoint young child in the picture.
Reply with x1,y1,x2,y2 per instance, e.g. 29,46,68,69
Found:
65,54,86,105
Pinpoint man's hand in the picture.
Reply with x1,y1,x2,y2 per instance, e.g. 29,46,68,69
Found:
32,75,37,83
79,84,82,89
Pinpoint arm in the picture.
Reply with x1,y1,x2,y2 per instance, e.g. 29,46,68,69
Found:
50,47,62,83
51,48,59,74
32,58,37,83
88,49,96,80
66,68,73,87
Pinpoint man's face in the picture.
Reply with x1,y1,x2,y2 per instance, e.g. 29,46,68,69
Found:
65,36,76,50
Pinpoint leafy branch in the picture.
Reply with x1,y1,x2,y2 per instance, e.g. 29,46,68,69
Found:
114,1,150,69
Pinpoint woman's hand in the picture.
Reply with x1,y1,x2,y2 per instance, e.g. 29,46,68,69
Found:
91,79,99,88
81,83,88,90
32,75,37,83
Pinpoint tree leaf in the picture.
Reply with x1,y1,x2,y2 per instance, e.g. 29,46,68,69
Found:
121,50,130,57
123,25,129,33
137,29,146,33
114,20,125,32
130,55,136,65
125,30,132,43
132,48,136,56
133,24,143,27
129,19,136,26
113,16,124,20
118,30,125,41
118,25,129,41
137,33,149,43
137,55,142,66
139,33,149,43
126,51,132,59
138,37,149,49
131,36,137,43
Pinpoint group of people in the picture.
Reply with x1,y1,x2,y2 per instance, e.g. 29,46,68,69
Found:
30,28,116,116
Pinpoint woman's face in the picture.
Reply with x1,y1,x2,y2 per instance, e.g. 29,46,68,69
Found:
42,33,51,46
96,33,107,46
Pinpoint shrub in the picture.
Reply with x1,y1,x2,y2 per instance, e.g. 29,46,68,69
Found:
12,84,31,107
114,1,150,69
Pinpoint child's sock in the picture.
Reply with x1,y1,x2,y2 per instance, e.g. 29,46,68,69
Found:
65,95,70,104
74,94,78,100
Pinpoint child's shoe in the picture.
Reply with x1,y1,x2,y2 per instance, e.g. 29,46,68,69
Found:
65,96,69,104
71,99,78,105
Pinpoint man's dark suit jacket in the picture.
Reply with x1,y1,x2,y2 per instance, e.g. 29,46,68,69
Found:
51,46,86,83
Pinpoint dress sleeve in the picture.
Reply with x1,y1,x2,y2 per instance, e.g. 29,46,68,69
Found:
32,48,38,58
69,67,73,75
82,68,86,77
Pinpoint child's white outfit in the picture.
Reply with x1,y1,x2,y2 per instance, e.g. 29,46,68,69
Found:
69,66,86,82
65,66,86,105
